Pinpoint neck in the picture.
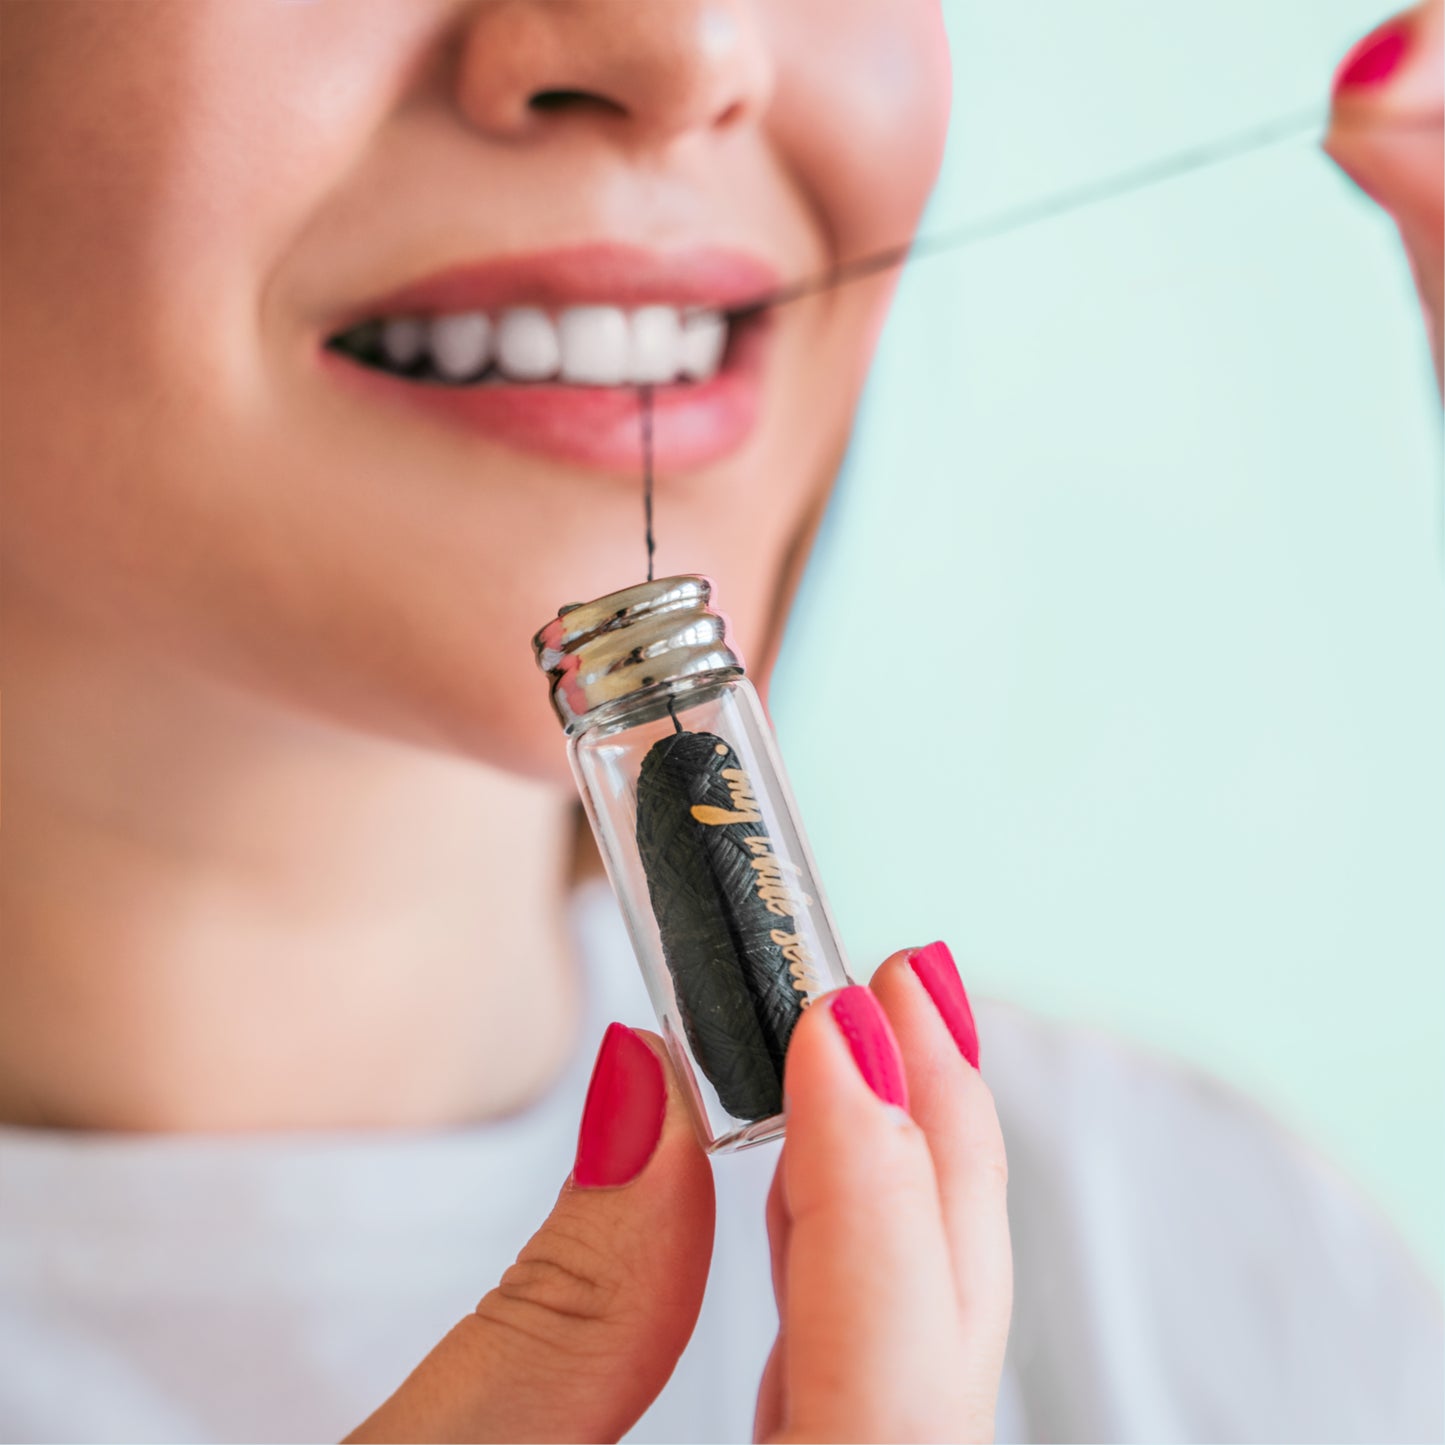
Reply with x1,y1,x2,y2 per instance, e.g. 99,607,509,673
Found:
0,599,582,1132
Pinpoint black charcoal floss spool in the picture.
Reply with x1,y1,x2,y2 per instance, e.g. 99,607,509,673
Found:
533,576,852,1152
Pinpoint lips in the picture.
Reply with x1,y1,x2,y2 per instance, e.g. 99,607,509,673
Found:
320,243,779,472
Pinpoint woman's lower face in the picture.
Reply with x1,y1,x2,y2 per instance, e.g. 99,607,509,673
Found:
1,0,952,776
0,0,950,1131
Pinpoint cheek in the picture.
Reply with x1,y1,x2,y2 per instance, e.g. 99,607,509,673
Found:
1,1,579,775
0,0,447,523
2,2,421,355
763,0,951,262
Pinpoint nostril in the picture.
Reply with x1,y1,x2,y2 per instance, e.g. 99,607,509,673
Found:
714,99,745,131
528,88,628,119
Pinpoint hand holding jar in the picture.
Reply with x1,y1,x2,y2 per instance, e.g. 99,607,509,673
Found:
345,948,1010,1445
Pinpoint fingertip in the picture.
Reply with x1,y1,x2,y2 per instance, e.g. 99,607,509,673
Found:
828,984,910,1110
573,1023,666,1190
897,941,980,1069
556,1027,715,1324
782,986,920,1151
571,1024,711,1204
1326,3,1443,207
1331,13,1415,102
870,947,995,1137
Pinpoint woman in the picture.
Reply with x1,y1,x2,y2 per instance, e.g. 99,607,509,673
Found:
1,2,1440,1441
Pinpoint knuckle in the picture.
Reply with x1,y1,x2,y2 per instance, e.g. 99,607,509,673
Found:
474,1222,633,1363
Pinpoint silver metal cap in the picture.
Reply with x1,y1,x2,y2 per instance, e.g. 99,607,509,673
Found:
533,575,743,733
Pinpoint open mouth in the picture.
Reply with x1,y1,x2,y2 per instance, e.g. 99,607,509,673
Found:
327,304,737,389
317,244,778,471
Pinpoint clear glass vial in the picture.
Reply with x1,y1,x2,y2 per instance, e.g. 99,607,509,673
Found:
534,575,852,1152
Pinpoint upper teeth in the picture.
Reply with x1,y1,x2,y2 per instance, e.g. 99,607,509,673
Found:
365,305,728,385
431,312,493,380
380,316,427,369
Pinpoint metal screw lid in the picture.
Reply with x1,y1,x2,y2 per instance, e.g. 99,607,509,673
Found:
532,575,743,734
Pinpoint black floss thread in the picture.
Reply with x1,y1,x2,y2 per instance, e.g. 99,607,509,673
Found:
728,106,1442,318
639,383,656,583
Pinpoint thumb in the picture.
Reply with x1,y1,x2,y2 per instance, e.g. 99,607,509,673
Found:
1325,1,1444,385
346,1025,715,1444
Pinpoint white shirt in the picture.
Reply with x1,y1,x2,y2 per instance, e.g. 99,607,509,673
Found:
0,882,1440,1443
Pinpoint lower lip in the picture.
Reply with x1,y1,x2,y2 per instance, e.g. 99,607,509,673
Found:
319,320,768,472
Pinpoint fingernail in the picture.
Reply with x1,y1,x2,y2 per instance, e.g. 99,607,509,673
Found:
829,986,909,1110
909,940,980,1069
574,1023,666,1188
1333,18,1412,96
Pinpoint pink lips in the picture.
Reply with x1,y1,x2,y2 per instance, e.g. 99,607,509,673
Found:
319,242,779,472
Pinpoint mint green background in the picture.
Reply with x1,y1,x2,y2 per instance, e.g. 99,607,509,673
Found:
773,0,1444,1280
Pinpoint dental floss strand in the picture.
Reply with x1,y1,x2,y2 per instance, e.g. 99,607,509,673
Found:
728,107,1441,318
640,382,683,736
640,382,656,583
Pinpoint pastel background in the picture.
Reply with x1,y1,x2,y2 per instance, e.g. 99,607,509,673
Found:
773,0,1444,1279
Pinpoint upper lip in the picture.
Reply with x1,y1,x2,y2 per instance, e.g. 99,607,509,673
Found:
327,242,782,334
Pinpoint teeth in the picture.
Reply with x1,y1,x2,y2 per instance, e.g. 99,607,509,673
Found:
495,307,561,381
558,306,630,385
350,304,731,385
679,311,726,382
628,306,683,384
381,317,427,369
430,311,491,381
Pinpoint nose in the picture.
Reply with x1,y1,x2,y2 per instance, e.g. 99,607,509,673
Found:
456,0,774,147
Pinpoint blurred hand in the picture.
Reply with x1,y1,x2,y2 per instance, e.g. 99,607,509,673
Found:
346,944,1012,1444
1325,0,1445,392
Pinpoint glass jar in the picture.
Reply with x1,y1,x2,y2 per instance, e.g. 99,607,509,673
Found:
533,575,852,1152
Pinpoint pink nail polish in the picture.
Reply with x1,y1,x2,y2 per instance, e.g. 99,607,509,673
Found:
829,986,909,1110
909,940,980,1069
574,1023,666,1188
1334,18,1411,95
